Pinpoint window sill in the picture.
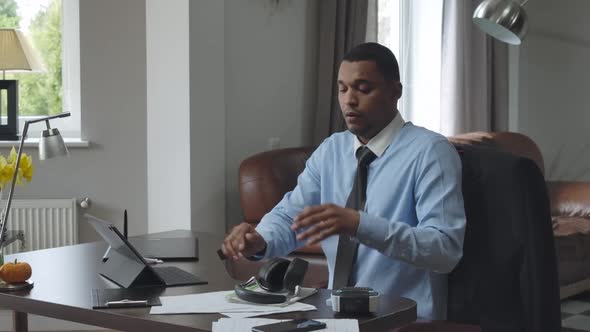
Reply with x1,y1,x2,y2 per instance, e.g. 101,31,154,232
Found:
0,138,89,148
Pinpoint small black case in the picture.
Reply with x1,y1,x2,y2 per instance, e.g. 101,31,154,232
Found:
91,288,162,309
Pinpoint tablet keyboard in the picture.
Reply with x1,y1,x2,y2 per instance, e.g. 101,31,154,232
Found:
153,266,207,286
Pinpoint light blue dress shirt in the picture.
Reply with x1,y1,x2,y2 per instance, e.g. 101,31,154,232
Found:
255,114,466,319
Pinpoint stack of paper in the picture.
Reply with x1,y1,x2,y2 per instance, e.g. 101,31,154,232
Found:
212,318,359,332
149,290,317,318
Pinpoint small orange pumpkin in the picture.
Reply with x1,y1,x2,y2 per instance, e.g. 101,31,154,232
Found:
0,259,32,283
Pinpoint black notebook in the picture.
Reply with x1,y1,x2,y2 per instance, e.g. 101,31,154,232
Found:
91,288,162,309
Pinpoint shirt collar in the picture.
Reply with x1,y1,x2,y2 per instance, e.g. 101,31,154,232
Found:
353,112,405,157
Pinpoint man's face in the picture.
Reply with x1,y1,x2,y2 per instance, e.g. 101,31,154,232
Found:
337,60,401,143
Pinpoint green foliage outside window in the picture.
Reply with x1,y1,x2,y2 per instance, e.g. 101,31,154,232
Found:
0,0,62,116
0,0,19,28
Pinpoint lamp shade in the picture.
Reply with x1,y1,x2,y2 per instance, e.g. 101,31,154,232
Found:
0,29,45,72
39,128,68,160
472,0,528,45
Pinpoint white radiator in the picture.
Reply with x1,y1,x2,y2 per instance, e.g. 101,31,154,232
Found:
1,198,78,254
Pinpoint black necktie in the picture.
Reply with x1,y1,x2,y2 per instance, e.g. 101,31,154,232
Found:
332,146,377,289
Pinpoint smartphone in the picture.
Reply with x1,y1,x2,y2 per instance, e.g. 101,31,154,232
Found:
251,319,327,332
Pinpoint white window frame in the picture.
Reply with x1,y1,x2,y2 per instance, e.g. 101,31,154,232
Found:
378,0,443,133
16,0,81,140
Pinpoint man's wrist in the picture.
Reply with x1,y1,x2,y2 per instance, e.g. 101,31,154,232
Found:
247,242,267,261
257,242,267,256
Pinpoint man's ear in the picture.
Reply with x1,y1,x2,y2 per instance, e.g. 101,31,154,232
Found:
390,81,402,101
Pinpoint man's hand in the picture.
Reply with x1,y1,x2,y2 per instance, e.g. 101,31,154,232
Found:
291,204,360,245
221,223,266,260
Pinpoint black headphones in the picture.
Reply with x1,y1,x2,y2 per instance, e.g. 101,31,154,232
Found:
234,257,309,304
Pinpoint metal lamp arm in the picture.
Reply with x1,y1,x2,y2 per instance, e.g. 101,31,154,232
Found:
0,112,70,247
0,121,29,248
26,112,71,125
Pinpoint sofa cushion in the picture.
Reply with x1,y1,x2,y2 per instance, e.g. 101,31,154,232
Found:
548,181,590,218
553,216,590,285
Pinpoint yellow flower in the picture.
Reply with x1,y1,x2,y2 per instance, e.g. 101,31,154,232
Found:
8,147,17,164
0,156,12,190
20,153,34,183
0,147,34,189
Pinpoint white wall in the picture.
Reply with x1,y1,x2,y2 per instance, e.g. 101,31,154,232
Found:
76,0,148,241
189,0,227,234
146,0,192,233
518,0,590,180
144,0,319,235
224,0,319,229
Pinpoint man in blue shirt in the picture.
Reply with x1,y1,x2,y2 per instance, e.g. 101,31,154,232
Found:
221,42,466,319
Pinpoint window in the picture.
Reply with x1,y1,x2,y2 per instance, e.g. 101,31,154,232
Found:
378,0,443,133
0,0,80,138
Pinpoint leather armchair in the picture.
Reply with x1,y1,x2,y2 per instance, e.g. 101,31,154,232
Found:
225,147,329,288
439,143,559,331
450,132,590,300
392,139,562,331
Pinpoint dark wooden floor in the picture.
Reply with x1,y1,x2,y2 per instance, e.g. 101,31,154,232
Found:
561,291,590,331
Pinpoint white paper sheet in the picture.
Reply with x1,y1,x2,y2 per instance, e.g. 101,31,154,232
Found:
149,290,316,315
212,318,359,332
221,305,316,319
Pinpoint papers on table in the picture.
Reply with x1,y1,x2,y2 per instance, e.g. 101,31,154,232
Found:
220,305,315,319
149,290,317,317
212,318,359,332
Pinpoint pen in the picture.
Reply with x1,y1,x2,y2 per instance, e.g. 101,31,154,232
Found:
124,209,128,239
102,246,111,262
217,249,227,260
106,299,148,308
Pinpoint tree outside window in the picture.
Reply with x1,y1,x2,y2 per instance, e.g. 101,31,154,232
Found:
0,0,62,117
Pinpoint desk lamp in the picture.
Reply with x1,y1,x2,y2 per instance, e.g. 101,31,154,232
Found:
0,29,45,140
0,112,71,250
473,0,529,45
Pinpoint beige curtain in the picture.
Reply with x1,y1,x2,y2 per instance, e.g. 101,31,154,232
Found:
440,0,509,136
313,0,373,144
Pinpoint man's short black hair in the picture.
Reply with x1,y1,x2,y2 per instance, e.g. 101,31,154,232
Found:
342,42,400,81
